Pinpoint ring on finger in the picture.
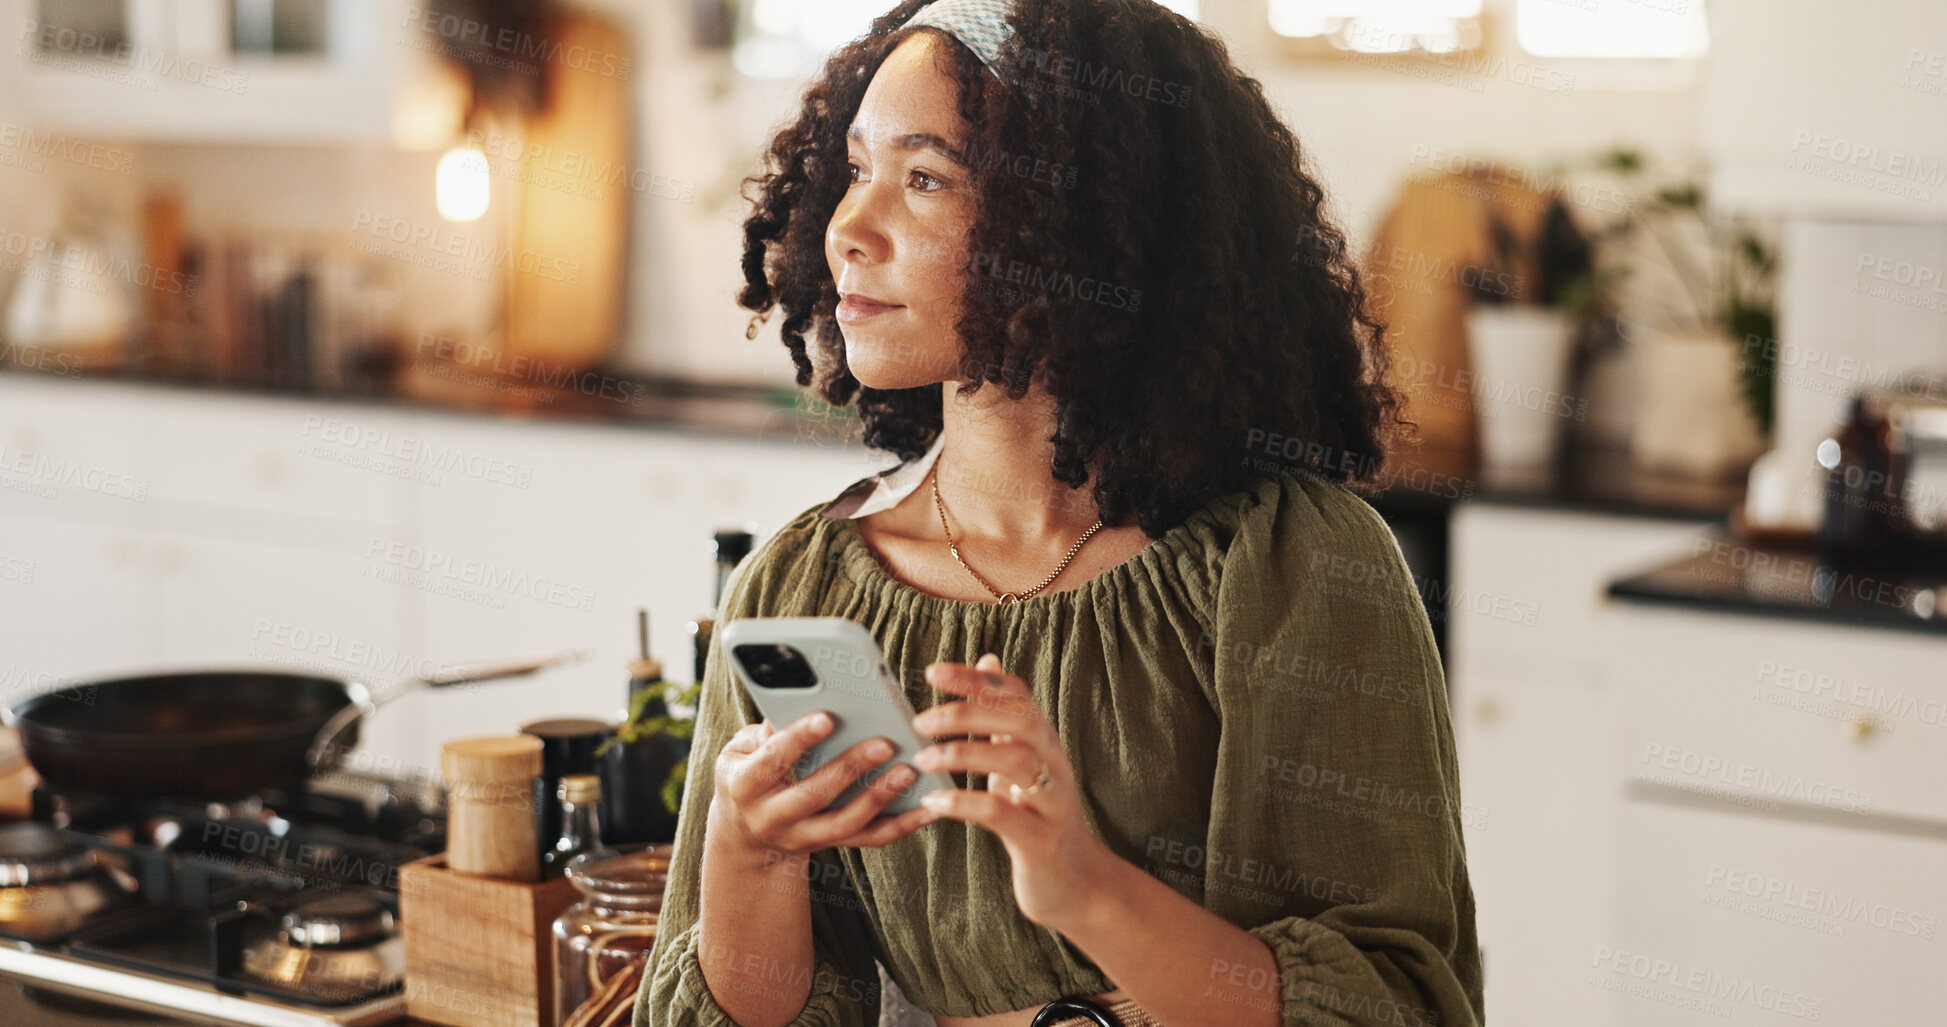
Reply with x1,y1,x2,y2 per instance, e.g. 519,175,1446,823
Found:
1007,761,1054,803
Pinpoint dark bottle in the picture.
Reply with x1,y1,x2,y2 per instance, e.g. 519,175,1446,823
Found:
1818,394,1892,559
599,610,692,845
520,717,611,865
689,529,754,684
543,774,602,874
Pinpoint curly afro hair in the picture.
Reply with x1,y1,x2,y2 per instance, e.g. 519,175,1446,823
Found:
736,0,1406,538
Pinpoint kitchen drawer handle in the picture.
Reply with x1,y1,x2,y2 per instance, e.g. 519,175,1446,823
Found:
1624,778,1947,843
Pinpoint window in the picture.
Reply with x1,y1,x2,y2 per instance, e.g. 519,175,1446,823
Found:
1268,0,1486,55
1514,0,1708,59
735,0,1202,80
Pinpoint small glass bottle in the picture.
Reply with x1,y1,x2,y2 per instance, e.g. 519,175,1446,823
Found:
551,844,674,1027
543,774,602,876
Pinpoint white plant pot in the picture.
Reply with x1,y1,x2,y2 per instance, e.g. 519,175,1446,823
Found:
1630,327,1768,479
1463,306,1579,471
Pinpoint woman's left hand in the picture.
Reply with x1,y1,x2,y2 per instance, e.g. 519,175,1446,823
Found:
912,653,1116,932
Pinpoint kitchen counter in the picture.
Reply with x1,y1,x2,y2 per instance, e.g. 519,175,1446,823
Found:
1606,530,1947,636
0,360,854,446
1372,440,1742,522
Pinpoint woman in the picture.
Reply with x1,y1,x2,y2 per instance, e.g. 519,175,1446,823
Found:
637,1,1482,1025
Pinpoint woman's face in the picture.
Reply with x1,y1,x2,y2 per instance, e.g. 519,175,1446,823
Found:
826,32,978,390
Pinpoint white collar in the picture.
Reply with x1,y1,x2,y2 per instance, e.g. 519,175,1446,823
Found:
818,433,945,519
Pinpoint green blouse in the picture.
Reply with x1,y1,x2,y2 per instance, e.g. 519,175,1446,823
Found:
635,468,1484,1026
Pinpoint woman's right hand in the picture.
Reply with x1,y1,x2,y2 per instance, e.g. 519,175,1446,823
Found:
714,711,939,858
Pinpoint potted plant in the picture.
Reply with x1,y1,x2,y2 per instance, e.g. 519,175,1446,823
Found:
1461,194,1598,472
1570,147,1778,479
595,655,701,845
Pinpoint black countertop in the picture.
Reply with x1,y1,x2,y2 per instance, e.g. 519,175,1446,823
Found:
1607,531,1947,636
0,361,857,445
1369,441,1743,523
6,363,1744,524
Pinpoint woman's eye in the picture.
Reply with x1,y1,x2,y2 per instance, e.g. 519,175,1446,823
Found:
846,161,864,184
909,169,944,192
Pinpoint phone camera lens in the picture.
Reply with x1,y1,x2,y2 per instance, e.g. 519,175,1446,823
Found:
732,643,819,689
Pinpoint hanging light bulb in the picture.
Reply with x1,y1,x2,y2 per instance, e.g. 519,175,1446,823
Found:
435,146,490,222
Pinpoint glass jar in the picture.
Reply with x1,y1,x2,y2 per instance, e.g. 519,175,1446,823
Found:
551,843,674,1027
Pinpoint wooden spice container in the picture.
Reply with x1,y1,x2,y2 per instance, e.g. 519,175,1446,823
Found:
400,735,579,1027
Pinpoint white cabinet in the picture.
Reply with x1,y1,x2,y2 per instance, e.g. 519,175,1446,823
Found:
401,413,879,775
0,511,157,685
1601,601,1947,1026
0,372,883,780
1598,800,1941,1026
1,0,443,144
1451,498,1947,1026
1447,503,1709,1027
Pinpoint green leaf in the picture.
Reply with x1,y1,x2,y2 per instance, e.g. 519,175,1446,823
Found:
661,759,689,815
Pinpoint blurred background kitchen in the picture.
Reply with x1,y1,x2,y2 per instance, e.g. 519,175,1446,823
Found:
0,1,1942,1025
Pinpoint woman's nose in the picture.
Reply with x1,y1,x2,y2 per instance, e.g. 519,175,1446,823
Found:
828,187,892,265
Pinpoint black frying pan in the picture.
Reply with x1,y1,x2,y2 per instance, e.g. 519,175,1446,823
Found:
7,652,583,799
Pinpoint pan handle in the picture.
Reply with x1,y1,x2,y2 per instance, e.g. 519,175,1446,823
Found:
305,649,589,771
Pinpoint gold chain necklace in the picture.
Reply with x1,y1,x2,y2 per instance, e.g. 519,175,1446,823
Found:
931,463,1104,605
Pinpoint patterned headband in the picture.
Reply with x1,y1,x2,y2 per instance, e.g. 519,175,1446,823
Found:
899,0,1018,83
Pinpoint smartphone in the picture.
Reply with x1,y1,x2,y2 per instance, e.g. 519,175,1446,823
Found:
718,616,953,817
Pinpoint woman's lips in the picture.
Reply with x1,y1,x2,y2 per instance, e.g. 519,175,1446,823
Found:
837,293,904,323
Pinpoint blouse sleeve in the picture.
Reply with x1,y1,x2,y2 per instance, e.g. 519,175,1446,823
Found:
635,530,884,1027
1201,476,1484,1027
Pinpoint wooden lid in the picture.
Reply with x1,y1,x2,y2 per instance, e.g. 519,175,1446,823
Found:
627,657,663,681
440,735,543,784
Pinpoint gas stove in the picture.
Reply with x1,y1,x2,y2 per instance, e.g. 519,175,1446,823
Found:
0,768,445,1026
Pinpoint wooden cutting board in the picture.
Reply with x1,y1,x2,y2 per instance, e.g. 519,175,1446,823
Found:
1363,167,1557,477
